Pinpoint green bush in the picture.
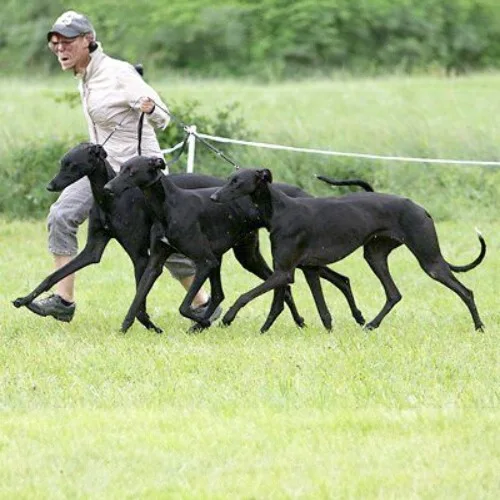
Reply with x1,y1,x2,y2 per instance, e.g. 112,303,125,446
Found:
0,134,85,220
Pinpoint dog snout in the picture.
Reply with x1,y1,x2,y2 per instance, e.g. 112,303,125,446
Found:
46,181,58,192
103,182,115,196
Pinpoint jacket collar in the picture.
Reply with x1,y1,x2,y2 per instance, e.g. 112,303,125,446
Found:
77,43,105,81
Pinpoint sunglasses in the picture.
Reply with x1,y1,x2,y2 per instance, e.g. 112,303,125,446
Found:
48,35,83,52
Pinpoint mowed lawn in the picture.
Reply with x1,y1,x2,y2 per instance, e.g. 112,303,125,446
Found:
0,217,499,498
1,75,499,497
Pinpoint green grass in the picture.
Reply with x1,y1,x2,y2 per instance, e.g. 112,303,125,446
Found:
3,73,500,160
1,218,499,497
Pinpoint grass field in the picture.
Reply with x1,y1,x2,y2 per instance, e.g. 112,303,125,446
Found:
1,217,499,497
3,73,500,158
1,75,499,497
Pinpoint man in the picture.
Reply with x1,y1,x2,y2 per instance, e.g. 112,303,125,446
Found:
28,11,219,324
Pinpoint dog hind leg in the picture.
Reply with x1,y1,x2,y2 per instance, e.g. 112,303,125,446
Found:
317,267,365,325
302,267,333,330
260,286,287,333
416,258,484,330
404,221,484,330
363,238,402,330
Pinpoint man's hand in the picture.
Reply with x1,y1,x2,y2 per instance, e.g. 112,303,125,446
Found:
139,96,155,114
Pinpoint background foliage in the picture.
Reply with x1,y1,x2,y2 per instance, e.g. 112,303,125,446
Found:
1,1,499,220
1,76,499,221
2,0,500,78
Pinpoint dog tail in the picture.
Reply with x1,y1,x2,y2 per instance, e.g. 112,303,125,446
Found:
449,230,486,273
316,175,374,192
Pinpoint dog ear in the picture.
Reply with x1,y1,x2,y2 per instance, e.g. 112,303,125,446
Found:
149,157,166,170
257,168,273,184
89,144,107,159
97,145,108,159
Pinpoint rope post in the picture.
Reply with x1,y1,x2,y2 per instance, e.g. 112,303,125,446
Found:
186,125,197,173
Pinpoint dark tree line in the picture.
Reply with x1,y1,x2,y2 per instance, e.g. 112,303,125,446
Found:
1,0,500,78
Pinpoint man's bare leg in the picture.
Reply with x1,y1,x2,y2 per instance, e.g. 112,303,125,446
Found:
179,275,209,309
54,254,75,302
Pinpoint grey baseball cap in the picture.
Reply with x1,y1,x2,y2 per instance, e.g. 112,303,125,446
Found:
47,11,96,40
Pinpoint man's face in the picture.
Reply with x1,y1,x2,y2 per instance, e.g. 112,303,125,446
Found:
48,34,89,71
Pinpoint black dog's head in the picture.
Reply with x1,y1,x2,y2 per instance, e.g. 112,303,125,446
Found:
210,168,272,203
104,156,165,196
47,143,107,192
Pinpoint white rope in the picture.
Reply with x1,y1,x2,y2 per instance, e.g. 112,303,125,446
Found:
161,140,185,155
194,132,500,168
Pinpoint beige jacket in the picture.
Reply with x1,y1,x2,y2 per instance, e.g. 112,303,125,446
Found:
78,45,170,171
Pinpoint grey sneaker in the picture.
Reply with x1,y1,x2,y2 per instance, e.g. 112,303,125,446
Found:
25,294,76,323
189,300,223,332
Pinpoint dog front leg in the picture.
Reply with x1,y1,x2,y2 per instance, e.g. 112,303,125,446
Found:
178,259,219,327
132,254,164,334
317,267,365,326
13,232,110,308
223,269,292,327
121,241,172,333
203,264,225,319
232,239,305,327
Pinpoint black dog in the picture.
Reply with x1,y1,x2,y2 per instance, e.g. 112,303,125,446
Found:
13,144,370,332
103,157,371,332
12,143,226,332
211,168,486,332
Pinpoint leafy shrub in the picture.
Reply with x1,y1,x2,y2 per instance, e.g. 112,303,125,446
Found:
2,0,500,77
0,134,85,220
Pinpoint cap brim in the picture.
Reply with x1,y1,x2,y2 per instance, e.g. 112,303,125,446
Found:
47,26,82,41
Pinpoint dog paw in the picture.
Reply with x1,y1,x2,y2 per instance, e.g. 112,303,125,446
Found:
355,315,366,326
187,322,206,334
221,317,233,327
222,309,237,326
12,297,28,308
143,318,163,334
121,318,134,333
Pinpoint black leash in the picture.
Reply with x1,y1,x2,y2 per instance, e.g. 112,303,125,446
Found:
137,111,145,155
152,100,241,170
104,96,238,171
101,98,142,149
137,110,188,170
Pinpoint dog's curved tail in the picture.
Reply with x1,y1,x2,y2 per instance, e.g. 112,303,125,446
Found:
449,230,486,273
316,175,374,192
